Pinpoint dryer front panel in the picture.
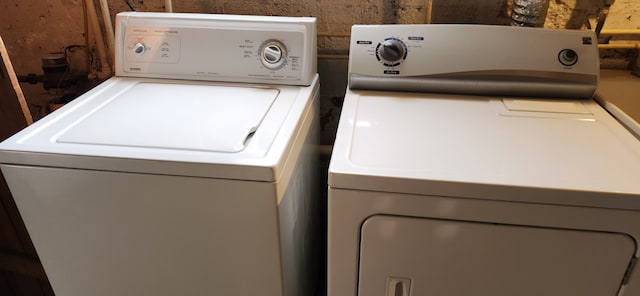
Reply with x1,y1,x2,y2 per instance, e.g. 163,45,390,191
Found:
359,215,636,296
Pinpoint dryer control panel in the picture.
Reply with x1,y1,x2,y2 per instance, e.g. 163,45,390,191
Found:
348,24,599,98
115,12,316,86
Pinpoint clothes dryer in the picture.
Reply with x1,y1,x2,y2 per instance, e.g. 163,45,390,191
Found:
0,12,320,296
328,25,640,296
596,69,640,137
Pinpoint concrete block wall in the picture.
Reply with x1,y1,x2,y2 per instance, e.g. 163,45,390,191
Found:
1,0,639,142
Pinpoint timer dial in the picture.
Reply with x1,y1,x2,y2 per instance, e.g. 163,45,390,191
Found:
133,42,146,55
377,38,406,65
260,40,287,70
558,49,578,66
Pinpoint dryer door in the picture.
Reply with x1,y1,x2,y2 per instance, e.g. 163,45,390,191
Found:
359,215,636,296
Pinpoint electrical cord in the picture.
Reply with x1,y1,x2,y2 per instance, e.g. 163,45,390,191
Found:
125,0,136,11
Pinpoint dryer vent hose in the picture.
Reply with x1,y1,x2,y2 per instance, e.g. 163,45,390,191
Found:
511,0,550,27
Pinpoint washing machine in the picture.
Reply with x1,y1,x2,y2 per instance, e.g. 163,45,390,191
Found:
328,25,640,296
0,12,320,296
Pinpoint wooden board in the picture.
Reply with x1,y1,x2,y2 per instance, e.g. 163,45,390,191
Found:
0,35,54,296
0,36,32,133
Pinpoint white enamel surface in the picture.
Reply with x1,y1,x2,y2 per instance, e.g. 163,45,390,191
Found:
2,166,284,296
330,89,640,203
0,75,319,180
328,187,640,296
501,98,591,114
359,215,635,296
58,83,278,153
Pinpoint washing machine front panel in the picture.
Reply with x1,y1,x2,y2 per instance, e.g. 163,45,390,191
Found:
359,215,636,296
1,164,284,296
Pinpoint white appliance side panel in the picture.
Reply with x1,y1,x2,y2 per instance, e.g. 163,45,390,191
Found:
358,215,636,296
277,114,321,296
596,70,640,138
1,165,283,296
57,83,279,153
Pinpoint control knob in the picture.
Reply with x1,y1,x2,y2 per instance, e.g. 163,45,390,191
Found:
378,39,406,63
260,40,287,70
133,42,146,55
558,49,578,66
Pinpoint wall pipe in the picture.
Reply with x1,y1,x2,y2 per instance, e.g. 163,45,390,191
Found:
165,0,173,12
598,44,640,49
424,0,433,24
82,0,91,76
598,30,640,49
85,0,112,79
595,1,614,38
511,0,550,27
99,0,115,65
600,30,640,35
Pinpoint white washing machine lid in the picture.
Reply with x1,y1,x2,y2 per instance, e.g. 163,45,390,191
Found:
329,89,640,210
0,76,319,181
57,82,278,153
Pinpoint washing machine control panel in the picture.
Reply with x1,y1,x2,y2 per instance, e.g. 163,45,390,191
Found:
348,24,599,98
124,34,181,64
115,12,316,86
